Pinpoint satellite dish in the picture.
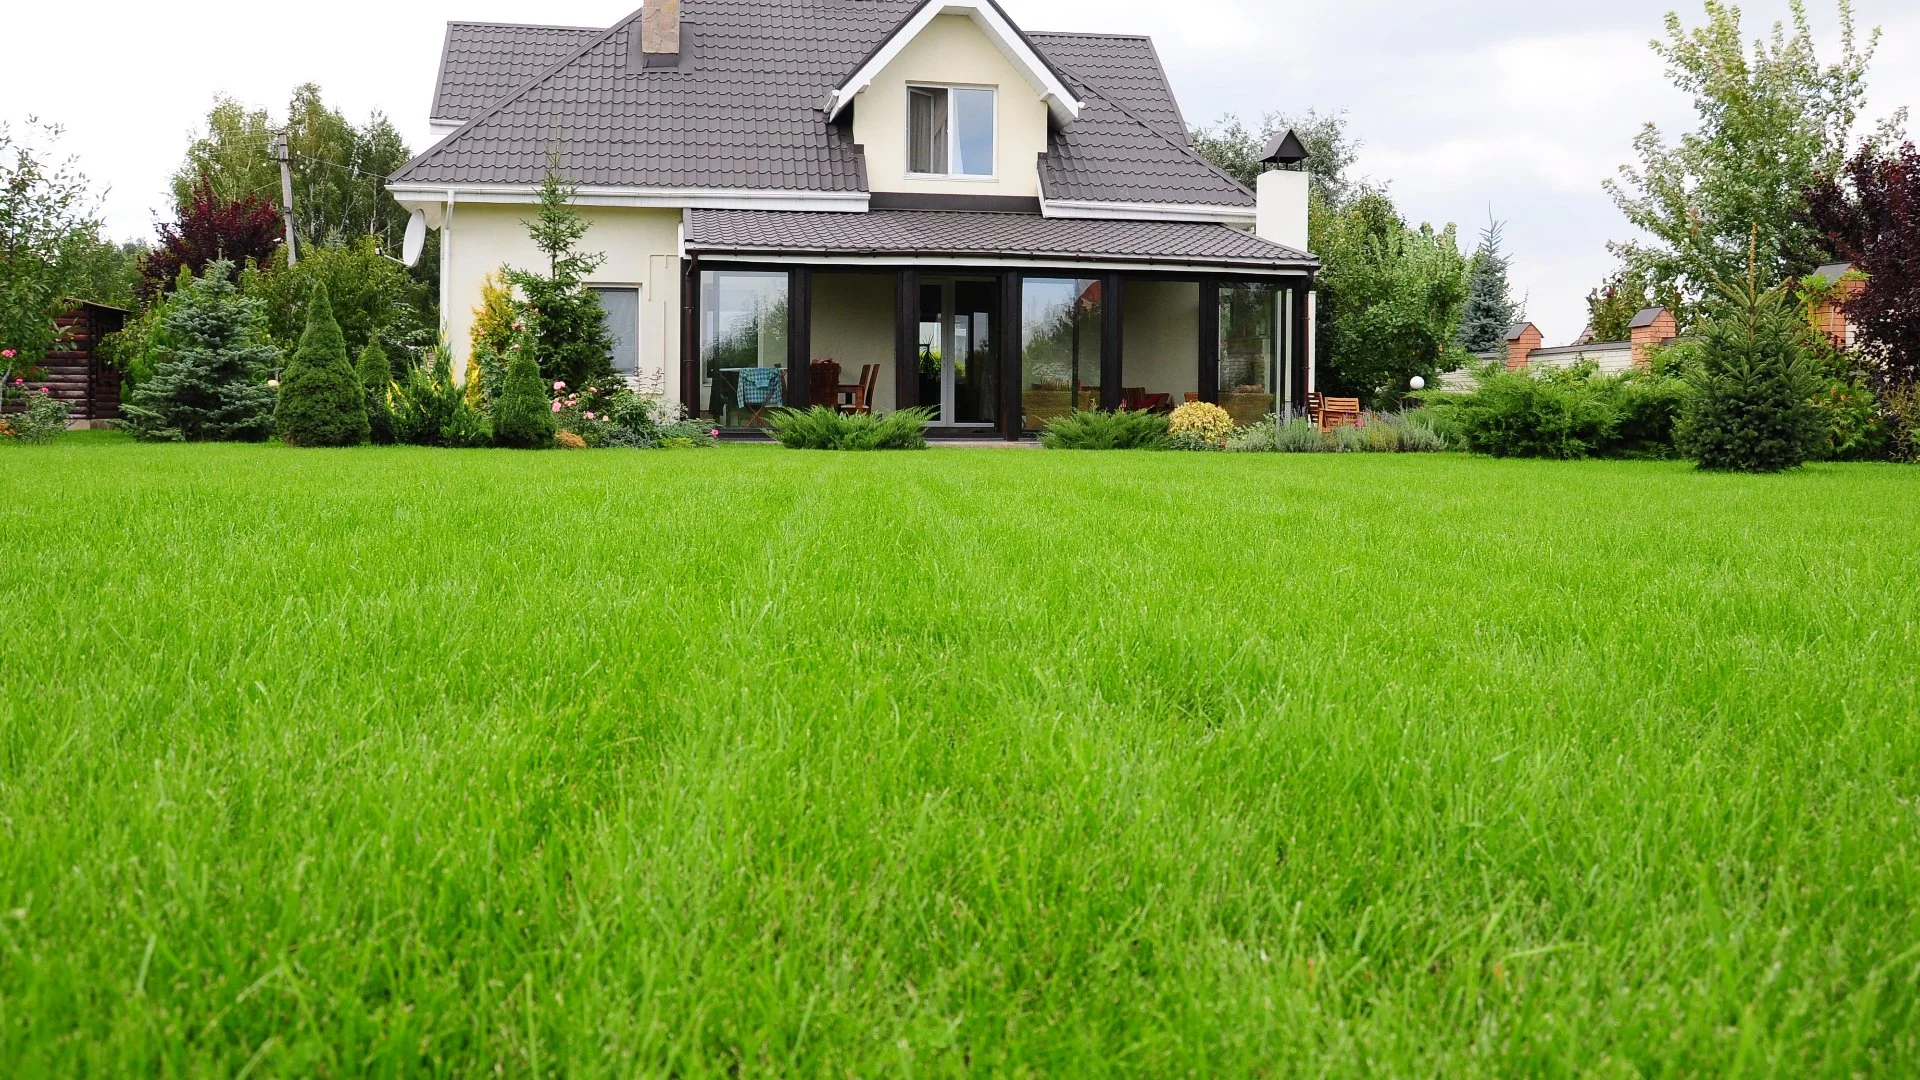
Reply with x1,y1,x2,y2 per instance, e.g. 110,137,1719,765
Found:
401,209,428,268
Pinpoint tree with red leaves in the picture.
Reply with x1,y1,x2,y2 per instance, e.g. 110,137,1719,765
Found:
138,176,282,299
1807,142,1920,390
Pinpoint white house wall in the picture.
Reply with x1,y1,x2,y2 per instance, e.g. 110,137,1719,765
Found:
851,15,1052,199
809,273,899,411
441,203,683,398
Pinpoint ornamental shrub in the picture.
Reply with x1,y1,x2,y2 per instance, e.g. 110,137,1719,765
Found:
0,384,71,443
768,406,933,450
1677,274,1823,473
276,282,369,447
393,344,491,448
1040,409,1170,450
492,343,558,449
121,262,278,442
1168,401,1236,443
1442,364,1615,459
358,341,396,445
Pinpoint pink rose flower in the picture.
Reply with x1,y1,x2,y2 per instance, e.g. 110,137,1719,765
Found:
554,381,567,391
39,387,50,395
583,411,596,420
1,349,15,360
551,401,563,413
710,428,721,438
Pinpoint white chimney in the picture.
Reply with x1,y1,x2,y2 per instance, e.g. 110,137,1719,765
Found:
1256,170,1310,253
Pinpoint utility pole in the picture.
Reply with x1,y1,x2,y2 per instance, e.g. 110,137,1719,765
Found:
272,131,298,266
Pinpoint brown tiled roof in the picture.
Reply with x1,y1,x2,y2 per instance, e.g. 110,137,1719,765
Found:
395,0,1255,209
685,209,1313,270
431,22,599,123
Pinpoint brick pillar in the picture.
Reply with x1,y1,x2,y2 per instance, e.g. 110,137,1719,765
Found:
1505,324,1542,370
1630,309,1677,369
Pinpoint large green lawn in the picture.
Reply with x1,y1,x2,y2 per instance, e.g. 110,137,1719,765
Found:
3,435,1918,1076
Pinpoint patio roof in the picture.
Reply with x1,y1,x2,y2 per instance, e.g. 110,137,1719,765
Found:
683,209,1316,274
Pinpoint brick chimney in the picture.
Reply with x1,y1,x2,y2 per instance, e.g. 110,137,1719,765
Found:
1628,308,1677,369
1505,323,1542,370
636,0,681,69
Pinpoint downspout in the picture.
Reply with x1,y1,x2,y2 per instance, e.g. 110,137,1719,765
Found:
441,189,456,373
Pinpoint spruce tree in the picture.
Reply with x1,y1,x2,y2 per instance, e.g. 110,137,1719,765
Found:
491,341,557,449
1678,239,1824,473
122,261,279,442
358,340,396,445
1458,215,1517,354
276,281,370,446
507,162,616,390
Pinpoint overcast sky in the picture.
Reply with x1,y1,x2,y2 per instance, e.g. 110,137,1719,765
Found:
8,0,1917,341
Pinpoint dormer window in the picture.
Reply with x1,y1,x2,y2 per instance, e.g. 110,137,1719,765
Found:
908,85,995,178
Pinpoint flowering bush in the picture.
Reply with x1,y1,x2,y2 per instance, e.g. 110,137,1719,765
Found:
1167,401,1236,444
1,379,72,443
551,376,715,449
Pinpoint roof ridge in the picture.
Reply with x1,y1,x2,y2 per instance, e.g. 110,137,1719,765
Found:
1050,61,1254,201
445,20,604,32
1027,30,1152,41
399,9,643,184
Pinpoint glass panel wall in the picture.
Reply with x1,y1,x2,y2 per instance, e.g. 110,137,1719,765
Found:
1219,284,1279,427
1020,277,1102,433
700,270,788,427
1120,280,1198,414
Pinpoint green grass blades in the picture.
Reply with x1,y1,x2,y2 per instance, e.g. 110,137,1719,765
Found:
3,433,1919,1076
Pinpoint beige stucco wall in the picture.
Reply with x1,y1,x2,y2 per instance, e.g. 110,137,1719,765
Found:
809,273,898,412
442,203,682,398
1122,281,1200,401
851,15,1050,198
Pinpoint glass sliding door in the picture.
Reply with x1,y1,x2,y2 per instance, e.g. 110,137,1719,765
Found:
1020,277,1102,433
1219,283,1279,427
916,277,1000,427
700,270,788,427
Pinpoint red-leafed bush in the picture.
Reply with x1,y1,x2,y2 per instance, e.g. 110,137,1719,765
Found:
1807,142,1920,391
139,176,282,299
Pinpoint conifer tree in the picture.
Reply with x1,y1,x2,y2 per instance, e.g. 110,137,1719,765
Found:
276,281,369,446
491,338,556,449
1678,235,1824,472
358,340,396,445
1458,215,1517,354
508,162,616,390
122,261,278,442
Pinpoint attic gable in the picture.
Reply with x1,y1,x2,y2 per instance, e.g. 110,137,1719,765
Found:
828,0,1081,125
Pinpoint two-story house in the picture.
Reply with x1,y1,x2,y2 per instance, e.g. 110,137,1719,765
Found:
389,0,1318,440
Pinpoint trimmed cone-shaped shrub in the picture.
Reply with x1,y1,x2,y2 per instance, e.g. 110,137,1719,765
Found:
358,341,396,445
276,283,369,447
492,345,557,448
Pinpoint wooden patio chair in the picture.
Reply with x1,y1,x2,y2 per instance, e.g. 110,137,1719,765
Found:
1317,397,1363,433
1121,387,1172,414
808,359,842,408
836,364,880,415
739,368,787,427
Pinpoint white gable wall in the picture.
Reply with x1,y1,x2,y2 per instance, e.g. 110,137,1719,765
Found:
852,15,1051,199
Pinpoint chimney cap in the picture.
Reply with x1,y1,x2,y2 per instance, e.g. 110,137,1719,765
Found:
1261,129,1309,166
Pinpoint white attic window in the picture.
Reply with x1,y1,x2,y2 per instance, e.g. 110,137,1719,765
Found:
907,85,995,177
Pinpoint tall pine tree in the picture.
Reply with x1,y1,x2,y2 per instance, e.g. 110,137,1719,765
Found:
122,261,279,442
1458,215,1517,354
276,281,369,446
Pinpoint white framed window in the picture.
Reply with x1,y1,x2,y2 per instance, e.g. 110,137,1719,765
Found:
590,285,642,377
907,85,995,178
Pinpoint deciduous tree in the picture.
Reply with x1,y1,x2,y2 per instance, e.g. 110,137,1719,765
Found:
1807,140,1920,390
140,178,283,298
1606,0,1901,322
0,121,99,371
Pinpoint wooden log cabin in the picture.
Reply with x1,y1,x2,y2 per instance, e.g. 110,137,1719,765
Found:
21,301,129,428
